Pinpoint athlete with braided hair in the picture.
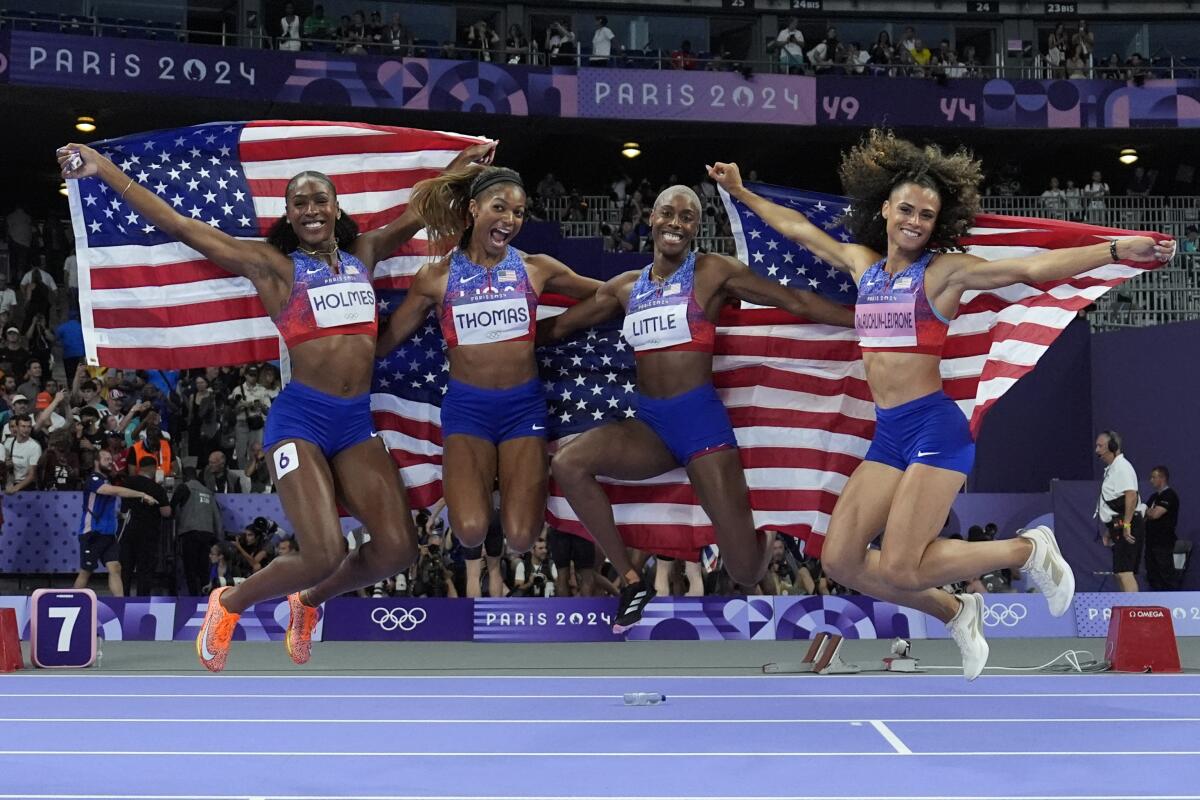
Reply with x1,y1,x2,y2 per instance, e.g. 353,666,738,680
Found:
710,130,1175,679
59,138,491,672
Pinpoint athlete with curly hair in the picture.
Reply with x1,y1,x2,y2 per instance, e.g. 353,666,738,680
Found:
709,130,1175,679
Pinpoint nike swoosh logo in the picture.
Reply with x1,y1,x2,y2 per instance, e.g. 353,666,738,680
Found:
531,425,545,430
460,275,481,284
305,268,324,275
633,289,659,301
200,616,217,662
917,450,940,458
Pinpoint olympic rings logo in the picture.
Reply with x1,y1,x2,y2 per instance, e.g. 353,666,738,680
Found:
371,606,428,631
982,603,1028,628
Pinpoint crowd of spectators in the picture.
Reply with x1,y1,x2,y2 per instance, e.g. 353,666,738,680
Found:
1041,20,1155,82
276,3,418,56
263,8,1199,85
1030,167,1161,220
530,171,732,254
770,21,982,79
0,207,287,506
361,503,850,602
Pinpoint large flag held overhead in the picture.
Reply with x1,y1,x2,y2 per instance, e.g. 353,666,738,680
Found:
721,182,1170,438
375,182,1168,559
66,120,489,369
67,123,1168,558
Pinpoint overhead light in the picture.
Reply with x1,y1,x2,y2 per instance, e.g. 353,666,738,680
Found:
1119,148,1138,165
75,115,96,133
621,141,641,159
58,181,68,197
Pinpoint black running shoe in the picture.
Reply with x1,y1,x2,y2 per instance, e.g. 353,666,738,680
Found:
612,581,656,633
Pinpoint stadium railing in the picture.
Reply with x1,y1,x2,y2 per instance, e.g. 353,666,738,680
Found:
3,13,1196,81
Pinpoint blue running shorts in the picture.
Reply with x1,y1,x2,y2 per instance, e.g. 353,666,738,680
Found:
636,382,738,466
263,379,375,460
864,390,975,476
441,377,548,444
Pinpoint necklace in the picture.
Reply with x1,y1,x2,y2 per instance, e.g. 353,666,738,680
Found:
298,238,341,272
650,262,682,283
297,239,338,257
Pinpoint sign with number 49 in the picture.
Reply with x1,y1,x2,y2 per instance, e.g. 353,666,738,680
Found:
30,589,98,668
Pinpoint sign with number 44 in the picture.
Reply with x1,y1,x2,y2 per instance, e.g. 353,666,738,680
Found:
30,588,98,668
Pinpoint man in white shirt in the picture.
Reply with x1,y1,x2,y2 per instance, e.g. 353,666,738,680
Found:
19,265,58,292
512,537,558,597
0,274,17,316
775,17,805,74
3,414,43,494
1040,177,1067,219
1094,430,1144,592
279,1,302,52
590,16,615,66
1083,169,1110,222
64,253,79,292
230,366,272,470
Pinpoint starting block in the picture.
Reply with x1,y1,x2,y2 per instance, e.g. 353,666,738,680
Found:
1105,606,1181,673
763,633,921,675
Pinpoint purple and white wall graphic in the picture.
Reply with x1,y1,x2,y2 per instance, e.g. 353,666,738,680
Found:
472,598,622,642
5,32,1199,128
5,594,1192,642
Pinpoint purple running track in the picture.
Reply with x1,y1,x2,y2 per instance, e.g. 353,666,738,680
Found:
0,673,1198,799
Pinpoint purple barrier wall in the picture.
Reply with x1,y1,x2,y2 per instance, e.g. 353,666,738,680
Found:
969,318,1095,492
1052,479,1115,593
0,492,352,575
1091,320,1200,568
7,593,1196,642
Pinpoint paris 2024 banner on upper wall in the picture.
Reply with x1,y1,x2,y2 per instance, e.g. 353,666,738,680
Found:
4,31,1200,129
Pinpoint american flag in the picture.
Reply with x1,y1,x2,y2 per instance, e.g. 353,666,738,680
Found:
374,182,1166,559
66,120,490,369
371,186,865,557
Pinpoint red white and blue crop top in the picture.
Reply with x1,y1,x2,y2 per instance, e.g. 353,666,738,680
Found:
854,250,950,356
273,249,378,349
438,246,539,347
621,252,716,357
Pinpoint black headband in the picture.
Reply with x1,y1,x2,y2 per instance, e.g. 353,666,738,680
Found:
470,169,524,198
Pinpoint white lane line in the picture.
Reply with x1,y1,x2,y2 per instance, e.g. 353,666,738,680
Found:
3,750,1200,757
3,717,1200,725
6,795,1200,800
869,720,912,755
4,692,1198,700
4,795,1200,800
16,676,1190,681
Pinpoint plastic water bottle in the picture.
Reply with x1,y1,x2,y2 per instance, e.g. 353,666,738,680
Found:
623,692,666,706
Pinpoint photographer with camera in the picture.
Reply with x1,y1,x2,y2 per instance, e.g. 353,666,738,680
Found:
410,530,458,598
772,17,806,75
229,366,272,470
511,537,557,597
762,537,798,595
231,517,273,579
24,313,54,377
465,18,500,62
545,21,576,66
